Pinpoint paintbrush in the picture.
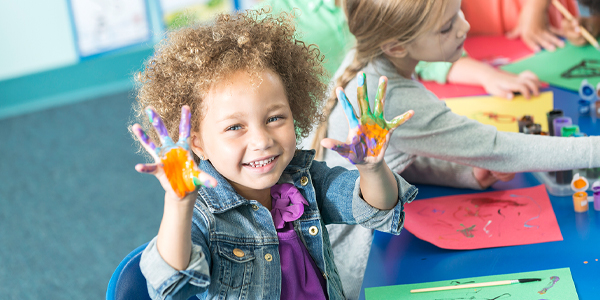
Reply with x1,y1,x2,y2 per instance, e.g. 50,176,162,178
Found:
410,278,542,293
551,0,600,50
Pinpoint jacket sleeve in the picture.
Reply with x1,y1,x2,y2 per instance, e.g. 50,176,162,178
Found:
310,160,417,235
400,155,483,189
139,220,211,300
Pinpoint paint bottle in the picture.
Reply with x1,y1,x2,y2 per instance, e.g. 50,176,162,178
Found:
523,123,542,135
553,117,572,137
571,173,589,213
579,79,596,101
546,110,563,136
560,125,580,137
518,115,534,133
592,181,600,211
578,99,591,114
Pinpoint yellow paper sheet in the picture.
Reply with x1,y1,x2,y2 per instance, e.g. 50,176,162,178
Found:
445,91,554,133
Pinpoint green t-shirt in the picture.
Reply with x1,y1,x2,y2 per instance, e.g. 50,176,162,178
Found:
256,0,355,81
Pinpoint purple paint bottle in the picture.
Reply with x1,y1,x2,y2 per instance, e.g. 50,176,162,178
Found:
553,116,572,137
592,181,600,211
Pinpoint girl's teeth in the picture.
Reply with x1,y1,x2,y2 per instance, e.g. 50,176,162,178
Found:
249,157,274,167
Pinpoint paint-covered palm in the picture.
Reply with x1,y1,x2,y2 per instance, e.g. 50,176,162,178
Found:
324,73,414,164
132,106,216,199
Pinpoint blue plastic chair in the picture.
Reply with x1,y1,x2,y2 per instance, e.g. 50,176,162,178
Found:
107,242,199,300
107,242,152,300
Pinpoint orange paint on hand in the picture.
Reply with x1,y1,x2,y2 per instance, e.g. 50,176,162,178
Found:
161,147,200,198
358,122,388,157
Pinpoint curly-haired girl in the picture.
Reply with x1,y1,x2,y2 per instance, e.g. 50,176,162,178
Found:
130,8,417,300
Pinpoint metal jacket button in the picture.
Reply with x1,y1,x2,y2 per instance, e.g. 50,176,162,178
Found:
300,176,309,186
233,248,245,257
265,253,273,261
251,204,259,211
309,226,319,236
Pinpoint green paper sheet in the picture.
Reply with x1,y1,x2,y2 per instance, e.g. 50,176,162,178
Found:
501,42,600,91
365,268,578,300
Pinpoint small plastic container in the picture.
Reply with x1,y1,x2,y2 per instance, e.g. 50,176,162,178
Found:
592,181,600,211
571,173,589,213
533,171,574,196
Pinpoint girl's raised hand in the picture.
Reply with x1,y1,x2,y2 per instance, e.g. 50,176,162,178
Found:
132,105,217,200
322,73,414,165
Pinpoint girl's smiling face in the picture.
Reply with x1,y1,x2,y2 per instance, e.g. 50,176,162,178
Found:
405,0,470,63
191,69,297,203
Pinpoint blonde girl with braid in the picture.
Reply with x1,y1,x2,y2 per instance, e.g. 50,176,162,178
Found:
309,1,600,299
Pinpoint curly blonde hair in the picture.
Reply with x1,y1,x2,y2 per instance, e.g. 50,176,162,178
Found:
132,8,327,161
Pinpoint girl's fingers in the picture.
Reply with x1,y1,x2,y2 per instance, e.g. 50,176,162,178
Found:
320,137,346,151
356,72,372,117
543,31,565,48
373,76,388,117
135,163,161,174
178,105,192,143
388,110,415,130
193,171,218,188
145,106,174,146
506,80,530,99
521,35,541,52
535,35,555,52
132,124,160,161
523,78,540,97
336,87,360,129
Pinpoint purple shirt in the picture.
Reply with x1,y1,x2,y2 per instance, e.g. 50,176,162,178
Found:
271,183,327,300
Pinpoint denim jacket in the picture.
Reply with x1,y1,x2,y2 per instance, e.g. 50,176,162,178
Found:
140,150,417,300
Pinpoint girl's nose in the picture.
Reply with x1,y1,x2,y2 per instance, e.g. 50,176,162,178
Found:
249,127,274,150
456,10,470,39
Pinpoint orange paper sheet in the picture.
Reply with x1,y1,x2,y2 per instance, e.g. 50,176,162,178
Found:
444,91,554,133
404,185,563,250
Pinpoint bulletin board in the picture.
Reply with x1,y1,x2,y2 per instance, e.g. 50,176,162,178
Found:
68,0,152,58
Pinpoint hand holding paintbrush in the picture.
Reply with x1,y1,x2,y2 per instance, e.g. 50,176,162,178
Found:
553,0,600,50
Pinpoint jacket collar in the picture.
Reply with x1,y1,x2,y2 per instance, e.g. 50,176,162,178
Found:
197,150,316,213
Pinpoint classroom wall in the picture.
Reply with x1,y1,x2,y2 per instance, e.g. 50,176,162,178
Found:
0,0,165,120
0,0,78,81
0,0,254,120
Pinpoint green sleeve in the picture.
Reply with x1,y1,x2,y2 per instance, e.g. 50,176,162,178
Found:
414,51,468,84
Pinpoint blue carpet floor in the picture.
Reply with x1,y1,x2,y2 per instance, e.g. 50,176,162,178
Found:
0,91,164,299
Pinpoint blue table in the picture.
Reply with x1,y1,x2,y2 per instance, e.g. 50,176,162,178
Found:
360,86,600,300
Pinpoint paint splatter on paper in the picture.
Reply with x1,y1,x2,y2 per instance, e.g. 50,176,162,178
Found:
403,185,562,249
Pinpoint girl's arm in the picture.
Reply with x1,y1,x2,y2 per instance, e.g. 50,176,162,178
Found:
447,56,541,99
132,105,217,270
320,73,414,210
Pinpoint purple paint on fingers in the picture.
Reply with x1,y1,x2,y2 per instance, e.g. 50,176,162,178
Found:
179,107,191,141
138,164,158,173
332,133,368,164
135,126,155,150
146,108,170,139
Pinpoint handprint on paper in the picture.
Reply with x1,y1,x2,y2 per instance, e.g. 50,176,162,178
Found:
326,73,414,164
133,106,216,198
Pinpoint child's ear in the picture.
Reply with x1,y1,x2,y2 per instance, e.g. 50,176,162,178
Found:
190,132,207,160
381,41,408,58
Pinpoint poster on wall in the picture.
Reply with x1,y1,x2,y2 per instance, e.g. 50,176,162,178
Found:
159,0,235,30
68,0,151,58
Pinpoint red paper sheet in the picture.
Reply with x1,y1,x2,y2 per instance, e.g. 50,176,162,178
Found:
421,35,535,99
403,185,563,250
